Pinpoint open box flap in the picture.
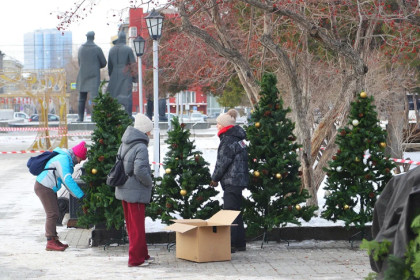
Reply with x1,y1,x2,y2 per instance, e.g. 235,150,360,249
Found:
165,222,198,233
170,219,207,226
207,210,240,225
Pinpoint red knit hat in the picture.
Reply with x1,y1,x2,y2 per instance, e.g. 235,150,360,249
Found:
72,141,87,160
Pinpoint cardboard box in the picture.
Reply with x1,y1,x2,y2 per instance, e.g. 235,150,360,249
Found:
165,210,240,263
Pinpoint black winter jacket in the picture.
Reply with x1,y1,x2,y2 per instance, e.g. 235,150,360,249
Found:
212,125,249,189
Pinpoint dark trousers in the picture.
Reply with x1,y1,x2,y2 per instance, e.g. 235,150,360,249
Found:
223,186,246,248
122,201,150,266
34,181,59,238
78,92,88,121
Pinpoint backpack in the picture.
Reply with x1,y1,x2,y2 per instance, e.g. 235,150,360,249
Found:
106,154,129,187
27,151,59,176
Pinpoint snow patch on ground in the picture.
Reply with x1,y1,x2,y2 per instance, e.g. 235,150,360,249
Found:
1,129,418,233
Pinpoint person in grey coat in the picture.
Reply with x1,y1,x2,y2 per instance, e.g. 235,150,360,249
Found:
76,31,107,122
210,109,249,253
107,30,137,117
115,113,154,267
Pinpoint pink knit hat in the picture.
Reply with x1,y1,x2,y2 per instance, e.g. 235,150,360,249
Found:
72,141,87,160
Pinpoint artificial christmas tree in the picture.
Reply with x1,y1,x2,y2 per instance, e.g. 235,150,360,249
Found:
244,73,316,237
322,91,395,230
77,87,133,230
148,117,221,225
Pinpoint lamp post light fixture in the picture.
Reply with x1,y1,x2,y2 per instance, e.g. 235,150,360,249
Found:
145,9,164,40
133,36,145,114
145,9,164,177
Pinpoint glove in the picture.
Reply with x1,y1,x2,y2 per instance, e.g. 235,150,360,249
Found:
209,181,218,187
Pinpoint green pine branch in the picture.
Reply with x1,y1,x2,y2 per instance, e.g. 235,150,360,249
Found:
77,83,133,230
244,73,316,236
322,92,395,229
147,116,221,225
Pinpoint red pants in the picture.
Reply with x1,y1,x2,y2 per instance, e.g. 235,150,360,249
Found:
122,201,149,266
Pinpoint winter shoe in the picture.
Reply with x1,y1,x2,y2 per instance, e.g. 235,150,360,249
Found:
128,261,149,267
54,237,69,249
146,257,155,263
46,239,67,251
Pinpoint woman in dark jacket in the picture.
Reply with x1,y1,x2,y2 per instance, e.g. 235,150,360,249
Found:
115,113,154,267
211,109,249,252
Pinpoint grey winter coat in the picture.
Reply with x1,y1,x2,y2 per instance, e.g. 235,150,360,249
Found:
212,125,249,189
370,166,420,275
76,38,107,96
115,126,153,204
107,31,136,113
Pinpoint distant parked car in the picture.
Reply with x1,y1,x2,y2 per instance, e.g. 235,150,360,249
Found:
29,114,60,122
165,113,176,120
28,114,38,122
13,112,29,121
189,112,208,122
66,114,79,123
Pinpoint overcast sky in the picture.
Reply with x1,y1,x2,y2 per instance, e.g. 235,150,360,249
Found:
0,0,141,63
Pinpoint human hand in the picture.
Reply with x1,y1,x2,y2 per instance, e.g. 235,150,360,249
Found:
209,181,218,187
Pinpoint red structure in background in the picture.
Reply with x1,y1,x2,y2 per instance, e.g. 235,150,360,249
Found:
128,8,208,115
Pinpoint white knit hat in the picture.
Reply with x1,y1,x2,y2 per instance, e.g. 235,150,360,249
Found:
134,113,153,134
216,109,238,127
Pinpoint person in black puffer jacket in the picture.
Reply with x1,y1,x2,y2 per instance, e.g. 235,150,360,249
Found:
210,109,249,253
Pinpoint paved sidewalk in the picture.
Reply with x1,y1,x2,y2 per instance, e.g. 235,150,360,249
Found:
24,225,372,280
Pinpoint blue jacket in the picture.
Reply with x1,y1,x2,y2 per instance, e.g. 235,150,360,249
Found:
36,147,84,199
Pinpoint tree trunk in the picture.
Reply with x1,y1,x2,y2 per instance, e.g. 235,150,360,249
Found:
385,92,404,159
179,0,369,207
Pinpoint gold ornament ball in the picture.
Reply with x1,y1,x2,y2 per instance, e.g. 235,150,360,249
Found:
343,204,350,210
180,189,187,196
91,168,97,174
380,142,386,148
355,157,360,162
275,173,282,179
295,205,301,211
255,122,261,128
352,119,359,126
165,168,172,174
360,91,367,98
254,170,260,177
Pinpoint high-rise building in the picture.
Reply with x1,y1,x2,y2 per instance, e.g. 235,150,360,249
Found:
24,29,72,69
